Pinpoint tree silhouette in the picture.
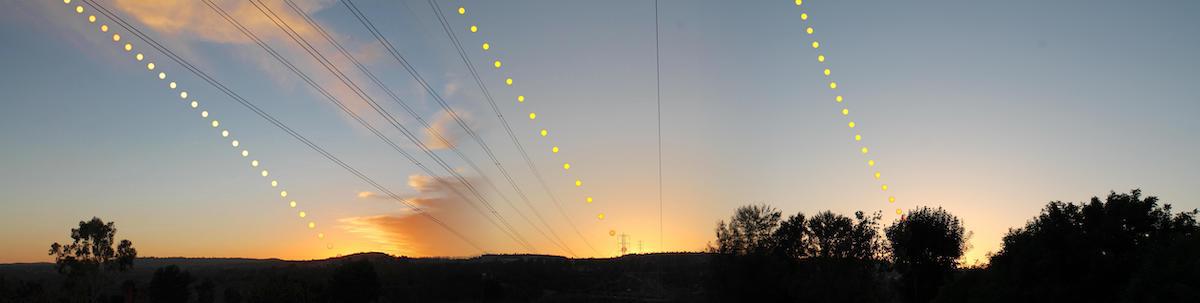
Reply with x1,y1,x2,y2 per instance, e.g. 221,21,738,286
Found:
712,204,781,255
196,279,215,303
771,213,809,259
980,189,1200,302
806,211,883,260
886,207,965,303
328,259,382,303
47,217,137,300
149,265,193,303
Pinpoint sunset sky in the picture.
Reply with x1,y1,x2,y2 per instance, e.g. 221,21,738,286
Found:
2,0,1199,264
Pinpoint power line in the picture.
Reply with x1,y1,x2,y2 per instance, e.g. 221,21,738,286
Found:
343,0,597,256
655,0,665,252
75,0,485,253
422,0,601,255
270,0,577,256
221,0,536,251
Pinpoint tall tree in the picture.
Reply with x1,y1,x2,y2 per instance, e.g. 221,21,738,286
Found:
772,213,809,259
886,207,965,303
712,204,782,255
806,211,883,259
47,217,137,300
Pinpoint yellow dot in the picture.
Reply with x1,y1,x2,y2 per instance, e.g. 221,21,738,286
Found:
179,91,187,99
505,78,513,86
575,180,582,187
597,213,605,220
829,82,838,89
868,160,875,166
318,233,325,239
136,53,144,61
812,41,820,49
609,230,616,236
882,184,889,191
88,15,95,23
848,121,856,128
299,211,306,218
200,110,208,118
170,82,177,89
271,180,278,187
124,43,132,52
112,33,120,42
517,95,525,102
528,112,536,120
75,6,83,13
221,130,229,137
231,140,240,147
261,170,269,177
842,108,849,116
888,196,896,203
280,190,288,197
861,147,869,154
795,0,802,6
801,13,808,20
241,150,249,157
551,146,559,153
211,120,219,128
290,201,297,208
308,222,315,229
457,7,465,15
100,24,108,32
806,27,814,34
817,55,825,62
251,160,259,167
482,42,490,50
836,95,843,102
540,129,548,137
563,163,571,170
146,62,155,71
824,68,831,76
64,0,71,4
586,197,593,203
896,209,903,215
493,60,502,68
854,134,861,141
874,172,881,179
190,101,198,108
469,25,478,32
158,72,166,80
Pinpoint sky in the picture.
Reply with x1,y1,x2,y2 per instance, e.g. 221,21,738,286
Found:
2,0,1199,264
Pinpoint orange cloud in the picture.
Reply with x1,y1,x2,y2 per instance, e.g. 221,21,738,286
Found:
423,109,470,150
343,174,494,256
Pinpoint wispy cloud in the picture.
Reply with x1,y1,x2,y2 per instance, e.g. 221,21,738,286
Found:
344,174,485,256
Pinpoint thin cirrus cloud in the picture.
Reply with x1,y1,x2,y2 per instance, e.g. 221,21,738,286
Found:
113,0,404,129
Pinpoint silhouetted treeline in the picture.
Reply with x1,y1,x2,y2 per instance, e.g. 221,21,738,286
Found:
1,189,1197,302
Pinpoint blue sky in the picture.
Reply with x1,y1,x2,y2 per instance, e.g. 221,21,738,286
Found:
2,0,1198,263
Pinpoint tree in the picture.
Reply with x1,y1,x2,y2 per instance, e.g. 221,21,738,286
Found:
806,211,883,260
712,204,782,255
47,217,137,300
148,265,193,303
982,190,1200,302
886,207,965,303
328,259,382,303
771,213,809,259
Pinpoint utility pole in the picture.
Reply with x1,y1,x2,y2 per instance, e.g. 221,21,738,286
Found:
619,234,629,255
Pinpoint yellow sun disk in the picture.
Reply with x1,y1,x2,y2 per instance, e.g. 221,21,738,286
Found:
812,41,820,49
481,42,490,51
563,163,570,170
551,146,559,153
529,112,536,120
818,55,825,62
517,95,525,102
469,25,478,32
575,180,582,187
540,129,548,137
457,7,465,15
505,78,513,86
586,197,593,203
829,82,838,89
493,60,502,69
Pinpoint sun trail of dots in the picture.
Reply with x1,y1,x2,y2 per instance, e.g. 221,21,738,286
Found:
62,4,330,241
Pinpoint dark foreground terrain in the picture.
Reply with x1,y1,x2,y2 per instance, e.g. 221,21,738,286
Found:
1,252,717,303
